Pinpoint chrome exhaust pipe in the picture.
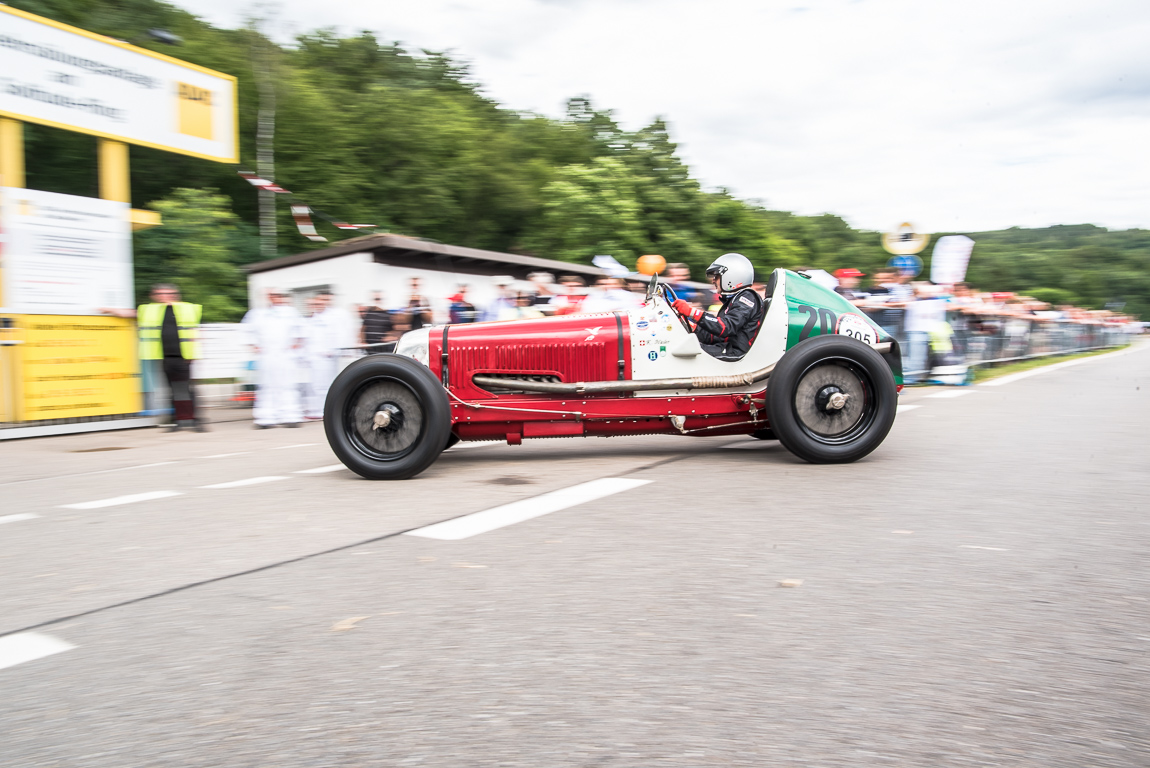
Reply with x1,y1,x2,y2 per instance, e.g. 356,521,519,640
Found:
473,362,777,395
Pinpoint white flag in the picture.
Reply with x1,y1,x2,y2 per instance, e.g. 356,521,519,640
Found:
592,255,629,277
930,236,974,285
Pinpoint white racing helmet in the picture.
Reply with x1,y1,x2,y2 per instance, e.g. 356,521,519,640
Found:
705,253,754,295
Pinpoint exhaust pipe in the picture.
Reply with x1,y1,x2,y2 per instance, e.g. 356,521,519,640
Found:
473,362,778,395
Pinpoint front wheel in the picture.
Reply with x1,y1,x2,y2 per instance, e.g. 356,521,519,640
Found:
324,354,451,480
767,335,897,463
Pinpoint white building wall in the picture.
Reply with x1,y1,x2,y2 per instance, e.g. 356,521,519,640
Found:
247,252,508,324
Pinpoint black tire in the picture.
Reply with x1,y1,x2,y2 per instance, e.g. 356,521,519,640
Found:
766,335,897,463
324,354,451,480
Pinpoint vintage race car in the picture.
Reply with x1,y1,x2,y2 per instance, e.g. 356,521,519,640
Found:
324,268,903,479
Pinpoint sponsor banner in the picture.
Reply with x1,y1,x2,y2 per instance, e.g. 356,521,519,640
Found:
0,6,237,162
0,187,133,315
17,314,141,420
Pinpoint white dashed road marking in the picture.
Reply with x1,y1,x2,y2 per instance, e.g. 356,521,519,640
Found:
896,405,921,413
406,477,652,540
0,513,39,525
0,632,76,671
201,476,288,489
293,465,346,474
204,452,248,459
61,490,183,510
925,390,976,399
272,444,316,450
960,545,1009,551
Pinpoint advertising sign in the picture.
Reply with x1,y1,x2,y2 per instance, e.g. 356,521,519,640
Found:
0,187,133,315
19,314,141,419
0,6,237,162
930,235,975,285
881,222,930,255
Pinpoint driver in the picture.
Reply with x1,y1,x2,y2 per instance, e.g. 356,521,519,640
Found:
671,252,764,362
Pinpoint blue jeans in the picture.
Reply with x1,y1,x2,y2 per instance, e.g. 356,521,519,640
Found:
903,331,930,384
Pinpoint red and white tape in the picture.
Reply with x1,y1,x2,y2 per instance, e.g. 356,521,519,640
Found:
239,171,376,242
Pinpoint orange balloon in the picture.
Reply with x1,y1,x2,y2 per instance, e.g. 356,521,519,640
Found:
637,254,666,275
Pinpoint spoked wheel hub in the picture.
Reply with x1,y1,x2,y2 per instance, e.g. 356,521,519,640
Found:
345,378,425,461
792,359,875,444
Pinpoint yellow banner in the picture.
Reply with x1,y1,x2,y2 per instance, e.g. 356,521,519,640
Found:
16,314,141,420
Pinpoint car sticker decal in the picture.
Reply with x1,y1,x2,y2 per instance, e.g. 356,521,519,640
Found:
836,313,878,346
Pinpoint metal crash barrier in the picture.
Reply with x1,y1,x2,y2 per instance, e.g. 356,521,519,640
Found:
861,307,1133,384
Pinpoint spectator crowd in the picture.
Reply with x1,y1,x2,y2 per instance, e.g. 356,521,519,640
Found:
827,267,1137,383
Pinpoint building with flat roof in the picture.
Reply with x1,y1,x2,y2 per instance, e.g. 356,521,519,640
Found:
244,234,607,321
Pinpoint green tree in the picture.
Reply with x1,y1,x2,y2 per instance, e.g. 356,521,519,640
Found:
133,188,254,321
522,157,651,264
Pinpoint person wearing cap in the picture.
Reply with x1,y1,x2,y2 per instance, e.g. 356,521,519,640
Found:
242,289,307,428
834,268,868,302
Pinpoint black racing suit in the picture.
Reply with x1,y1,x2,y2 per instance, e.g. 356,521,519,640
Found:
694,288,765,361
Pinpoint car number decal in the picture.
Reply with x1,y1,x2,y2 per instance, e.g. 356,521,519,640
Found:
796,304,837,341
836,313,877,346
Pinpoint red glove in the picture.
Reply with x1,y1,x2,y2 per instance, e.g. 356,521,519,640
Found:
672,299,703,322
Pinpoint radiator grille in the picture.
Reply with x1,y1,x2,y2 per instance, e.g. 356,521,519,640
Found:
452,342,612,387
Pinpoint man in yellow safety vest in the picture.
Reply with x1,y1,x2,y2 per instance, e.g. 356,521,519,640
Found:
104,284,205,432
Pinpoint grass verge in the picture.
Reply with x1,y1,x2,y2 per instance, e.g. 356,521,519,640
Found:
970,346,1125,383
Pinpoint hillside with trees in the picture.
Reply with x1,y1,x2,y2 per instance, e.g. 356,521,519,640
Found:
9,0,1150,320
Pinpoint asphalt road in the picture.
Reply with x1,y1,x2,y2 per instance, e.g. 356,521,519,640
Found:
2,345,1148,767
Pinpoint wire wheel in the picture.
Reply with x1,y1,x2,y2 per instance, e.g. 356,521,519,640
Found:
792,359,875,445
345,378,425,461
325,354,451,480
766,335,897,463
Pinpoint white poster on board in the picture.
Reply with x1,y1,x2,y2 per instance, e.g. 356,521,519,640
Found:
0,187,133,315
930,235,975,285
0,6,237,163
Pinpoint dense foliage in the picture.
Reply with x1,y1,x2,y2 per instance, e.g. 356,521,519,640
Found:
10,0,1150,320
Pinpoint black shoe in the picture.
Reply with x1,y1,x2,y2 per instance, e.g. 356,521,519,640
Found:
283,422,301,428
165,424,182,433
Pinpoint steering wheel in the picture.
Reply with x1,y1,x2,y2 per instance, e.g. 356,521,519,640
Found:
659,282,696,334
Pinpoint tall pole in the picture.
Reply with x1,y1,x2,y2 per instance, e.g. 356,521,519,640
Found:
253,26,277,260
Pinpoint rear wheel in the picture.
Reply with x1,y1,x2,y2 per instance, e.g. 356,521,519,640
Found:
767,335,896,463
324,354,451,480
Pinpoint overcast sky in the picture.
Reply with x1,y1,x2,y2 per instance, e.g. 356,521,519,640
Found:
173,0,1150,233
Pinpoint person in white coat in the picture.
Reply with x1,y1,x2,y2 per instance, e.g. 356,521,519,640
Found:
242,289,307,428
304,291,354,419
